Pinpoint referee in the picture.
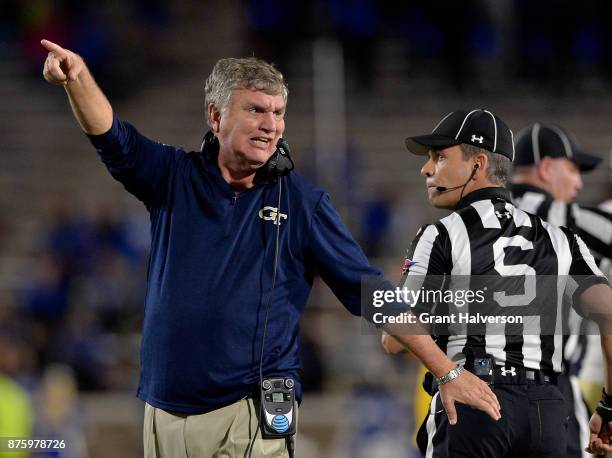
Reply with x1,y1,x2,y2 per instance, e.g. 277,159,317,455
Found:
510,123,612,259
511,123,612,458
382,109,612,456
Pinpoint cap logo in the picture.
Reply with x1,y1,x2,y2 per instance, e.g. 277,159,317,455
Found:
471,135,484,144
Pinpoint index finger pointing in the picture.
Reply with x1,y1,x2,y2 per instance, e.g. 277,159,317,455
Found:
40,39,65,54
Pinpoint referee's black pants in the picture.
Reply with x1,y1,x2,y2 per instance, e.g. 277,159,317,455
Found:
417,379,569,457
556,373,591,458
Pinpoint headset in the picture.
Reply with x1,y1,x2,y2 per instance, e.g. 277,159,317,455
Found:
201,132,296,457
251,137,296,458
200,131,294,182
435,163,479,208
435,163,479,193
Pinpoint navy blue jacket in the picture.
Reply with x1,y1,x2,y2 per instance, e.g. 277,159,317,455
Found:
88,118,384,413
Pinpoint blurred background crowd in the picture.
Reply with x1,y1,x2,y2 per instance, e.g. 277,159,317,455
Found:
1,1,612,457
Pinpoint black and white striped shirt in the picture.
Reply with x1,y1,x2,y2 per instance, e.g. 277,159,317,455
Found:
511,183,612,378
401,187,607,374
510,183,612,259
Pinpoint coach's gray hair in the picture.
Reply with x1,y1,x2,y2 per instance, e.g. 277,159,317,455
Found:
204,57,288,127
460,144,512,187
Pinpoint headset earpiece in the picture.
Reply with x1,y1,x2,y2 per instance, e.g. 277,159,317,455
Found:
200,131,219,160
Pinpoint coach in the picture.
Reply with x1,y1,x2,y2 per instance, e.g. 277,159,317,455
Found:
40,39,397,457
382,109,612,456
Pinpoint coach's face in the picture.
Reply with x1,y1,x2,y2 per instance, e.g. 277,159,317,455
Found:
421,146,475,209
211,88,286,173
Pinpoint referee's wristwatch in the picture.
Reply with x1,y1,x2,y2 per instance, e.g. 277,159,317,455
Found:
435,365,464,385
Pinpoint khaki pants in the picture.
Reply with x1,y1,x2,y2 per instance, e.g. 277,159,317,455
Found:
143,399,294,458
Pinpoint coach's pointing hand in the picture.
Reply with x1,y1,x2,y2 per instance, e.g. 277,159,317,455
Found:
439,370,501,425
40,38,112,135
41,39,84,85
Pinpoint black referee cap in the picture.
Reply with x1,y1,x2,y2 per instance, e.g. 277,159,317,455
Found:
514,123,601,172
405,109,515,161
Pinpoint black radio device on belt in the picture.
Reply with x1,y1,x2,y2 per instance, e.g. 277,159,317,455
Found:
260,376,296,438
465,348,494,386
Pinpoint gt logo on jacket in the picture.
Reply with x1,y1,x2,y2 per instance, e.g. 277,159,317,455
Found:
259,206,288,225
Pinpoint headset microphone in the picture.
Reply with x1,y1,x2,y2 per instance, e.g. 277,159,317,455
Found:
436,184,463,193
435,164,479,193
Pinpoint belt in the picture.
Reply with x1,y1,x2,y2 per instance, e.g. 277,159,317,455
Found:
488,364,557,385
423,363,557,396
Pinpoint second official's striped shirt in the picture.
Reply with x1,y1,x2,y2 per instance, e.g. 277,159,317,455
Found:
510,183,612,259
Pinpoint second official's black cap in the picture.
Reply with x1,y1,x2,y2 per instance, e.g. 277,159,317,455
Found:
514,123,601,172
405,109,515,161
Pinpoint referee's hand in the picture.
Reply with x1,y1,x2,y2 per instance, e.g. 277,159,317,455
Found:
438,370,501,425
586,412,612,455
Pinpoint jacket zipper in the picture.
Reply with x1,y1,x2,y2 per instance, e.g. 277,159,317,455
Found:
225,194,238,236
